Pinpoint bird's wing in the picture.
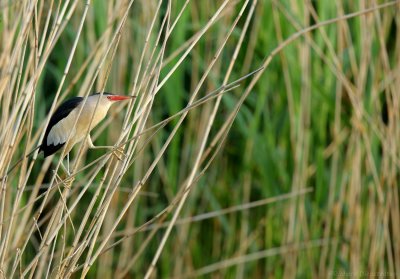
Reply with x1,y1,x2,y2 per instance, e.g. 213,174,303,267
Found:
46,115,77,146
40,97,83,157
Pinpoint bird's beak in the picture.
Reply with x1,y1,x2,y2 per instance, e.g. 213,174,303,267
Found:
108,95,135,101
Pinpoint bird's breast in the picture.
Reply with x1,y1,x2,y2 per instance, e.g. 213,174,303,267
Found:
74,102,109,141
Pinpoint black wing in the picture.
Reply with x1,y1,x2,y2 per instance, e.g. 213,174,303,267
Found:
40,97,83,157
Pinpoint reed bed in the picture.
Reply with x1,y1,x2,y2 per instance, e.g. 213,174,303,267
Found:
0,0,399,278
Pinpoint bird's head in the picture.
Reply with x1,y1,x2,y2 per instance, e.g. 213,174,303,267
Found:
90,92,134,108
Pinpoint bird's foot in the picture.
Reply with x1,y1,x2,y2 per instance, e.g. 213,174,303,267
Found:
54,170,74,189
63,177,75,189
111,146,126,161
88,143,126,161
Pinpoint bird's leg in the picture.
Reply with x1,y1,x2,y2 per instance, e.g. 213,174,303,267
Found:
58,155,75,186
86,135,125,160
67,153,70,174
60,160,70,176
58,163,74,187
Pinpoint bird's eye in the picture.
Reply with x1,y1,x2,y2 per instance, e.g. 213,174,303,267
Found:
106,96,112,100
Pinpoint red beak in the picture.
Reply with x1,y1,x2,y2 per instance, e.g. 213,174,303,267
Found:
108,95,135,101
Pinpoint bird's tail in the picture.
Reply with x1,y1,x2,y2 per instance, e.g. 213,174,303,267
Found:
0,146,40,180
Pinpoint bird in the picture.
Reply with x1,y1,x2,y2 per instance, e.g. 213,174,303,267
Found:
0,92,134,179
39,92,134,171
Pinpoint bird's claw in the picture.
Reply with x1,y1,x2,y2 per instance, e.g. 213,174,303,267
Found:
112,146,126,161
63,176,75,188
54,171,75,189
